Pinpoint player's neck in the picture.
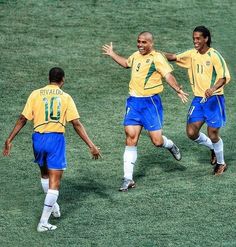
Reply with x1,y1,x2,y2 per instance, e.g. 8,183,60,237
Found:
198,46,210,54
49,82,63,88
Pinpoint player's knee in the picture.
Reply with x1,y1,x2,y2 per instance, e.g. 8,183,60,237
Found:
126,138,138,146
208,133,219,143
49,177,61,190
126,133,139,146
155,142,163,147
151,137,163,147
49,182,60,190
187,129,198,140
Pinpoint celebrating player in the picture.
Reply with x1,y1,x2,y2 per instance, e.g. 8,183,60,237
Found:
3,67,101,232
102,31,188,192
164,26,231,175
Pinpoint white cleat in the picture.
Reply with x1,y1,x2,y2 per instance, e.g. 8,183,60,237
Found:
169,143,182,161
119,178,136,192
37,223,57,232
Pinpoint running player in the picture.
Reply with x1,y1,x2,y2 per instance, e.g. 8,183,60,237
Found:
164,26,231,175
102,31,188,191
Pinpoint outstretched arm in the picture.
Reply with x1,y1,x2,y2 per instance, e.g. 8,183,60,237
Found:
71,118,101,159
102,42,129,68
163,52,177,61
164,73,189,103
3,115,28,156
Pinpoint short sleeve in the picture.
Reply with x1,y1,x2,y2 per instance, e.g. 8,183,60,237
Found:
22,92,35,120
212,51,231,84
154,53,173,77
127,53,135,68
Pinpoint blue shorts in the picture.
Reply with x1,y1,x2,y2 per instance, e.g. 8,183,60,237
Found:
123,95,163,131
32,132,67,170
187,95,226,128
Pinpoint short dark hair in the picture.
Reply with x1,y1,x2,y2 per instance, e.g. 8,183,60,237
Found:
49,67,65,83
193,26,211,47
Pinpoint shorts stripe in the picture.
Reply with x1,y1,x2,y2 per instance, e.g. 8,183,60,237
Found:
216,95,223,126
150,96,162,128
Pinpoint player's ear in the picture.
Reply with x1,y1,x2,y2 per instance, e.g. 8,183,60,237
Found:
205,36,209,44
59,77,65,88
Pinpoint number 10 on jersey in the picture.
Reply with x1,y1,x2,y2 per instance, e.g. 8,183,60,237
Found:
43,97,61,121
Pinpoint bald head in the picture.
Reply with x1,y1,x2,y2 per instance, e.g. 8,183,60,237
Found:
138,31,154,42
137,31,154,55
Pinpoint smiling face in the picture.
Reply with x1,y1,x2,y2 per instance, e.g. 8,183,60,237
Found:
137,33,154,55
193,31,209,53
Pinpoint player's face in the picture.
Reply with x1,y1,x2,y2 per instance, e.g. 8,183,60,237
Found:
193,32,208,53
137,35,153,55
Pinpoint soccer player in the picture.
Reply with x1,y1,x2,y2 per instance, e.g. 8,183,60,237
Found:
3,67,101,232
102,31,188,192
164,26,231,175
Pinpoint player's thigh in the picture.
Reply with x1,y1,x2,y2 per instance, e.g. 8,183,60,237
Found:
125,125,142,146
207,126,220,143
148,129,163,146
186,121,204,140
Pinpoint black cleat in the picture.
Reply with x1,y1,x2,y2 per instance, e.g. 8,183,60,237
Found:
214,163,227,176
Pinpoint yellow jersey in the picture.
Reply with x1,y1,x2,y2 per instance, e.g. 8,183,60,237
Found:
127,50,173,96
176,48,230,97
22,84,80,133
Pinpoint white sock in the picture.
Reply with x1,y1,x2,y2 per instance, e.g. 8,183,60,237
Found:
212,138,225,164
39,189,59,224
194,132,213,150
162,136,174,149
41,178,49,193
123,146,137,180
40,178,59,211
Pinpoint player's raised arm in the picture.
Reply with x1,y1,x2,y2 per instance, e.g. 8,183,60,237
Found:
102,42,128,68
71,118,101,159
164,72,189,103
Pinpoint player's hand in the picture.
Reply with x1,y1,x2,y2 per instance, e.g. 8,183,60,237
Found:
102,42,114,56
205,88,214,98
89,145,102,160
177,89,189,103
3,140,12,156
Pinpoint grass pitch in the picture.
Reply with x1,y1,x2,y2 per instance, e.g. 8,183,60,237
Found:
0,0,236,246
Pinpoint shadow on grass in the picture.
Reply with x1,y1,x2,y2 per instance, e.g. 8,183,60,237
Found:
58,177,114,218
134,150,187,181
61,177,113,200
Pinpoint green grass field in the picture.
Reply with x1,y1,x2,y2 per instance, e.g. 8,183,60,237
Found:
1,0,236,246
